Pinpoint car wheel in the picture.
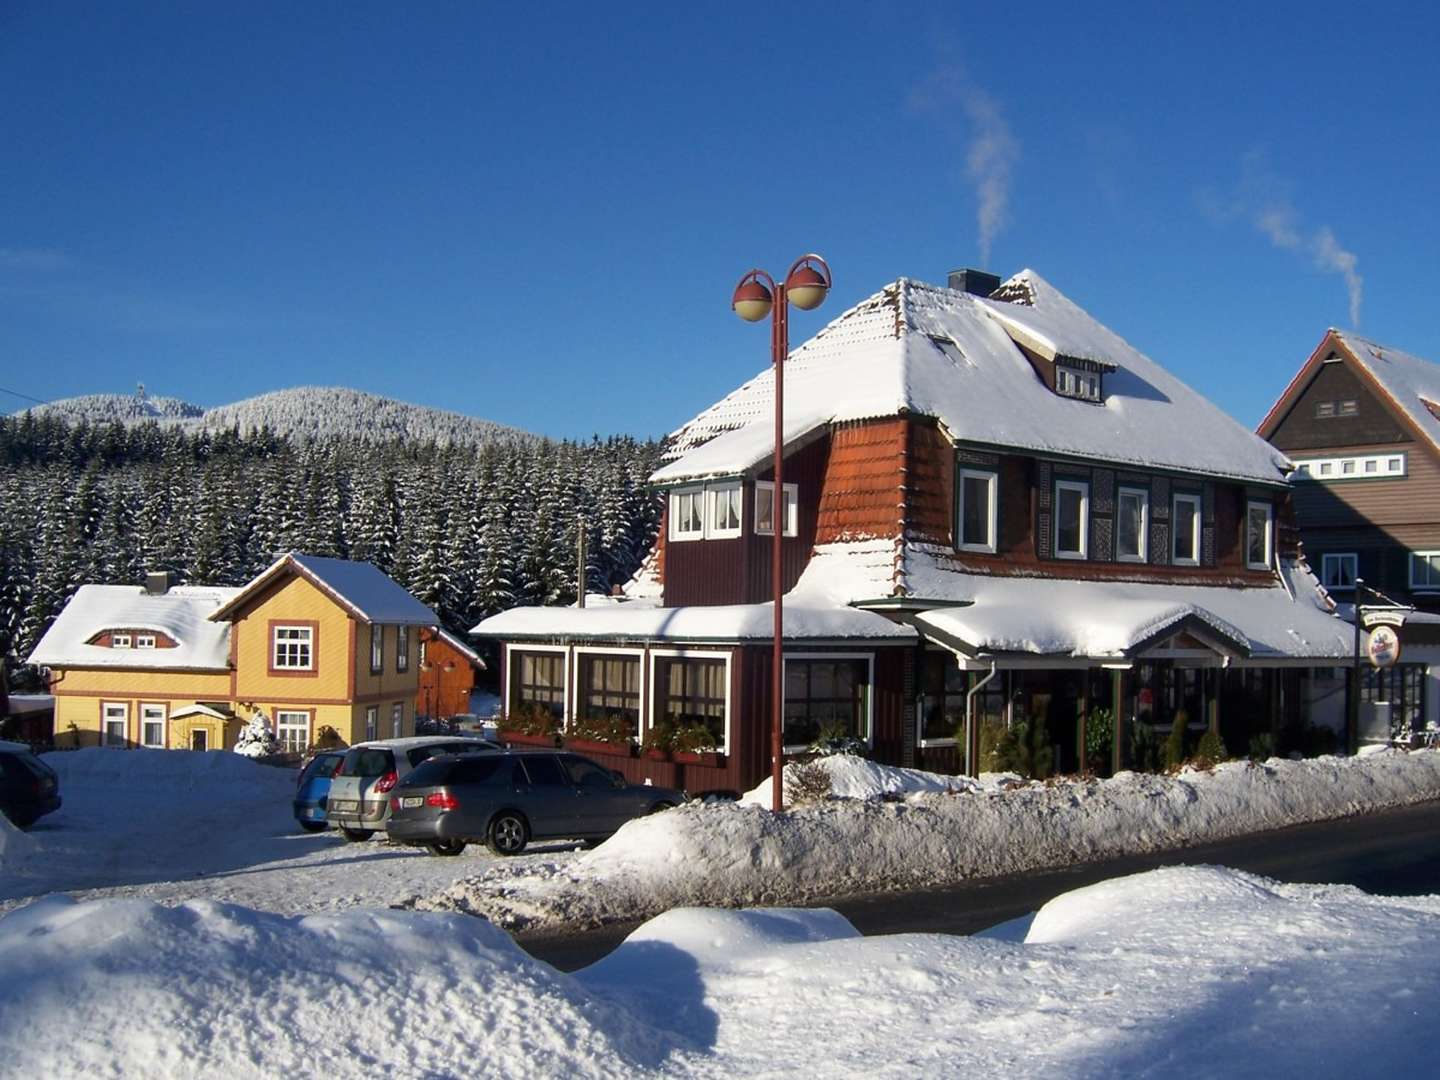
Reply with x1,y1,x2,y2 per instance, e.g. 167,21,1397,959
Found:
297,820,327,833
425,839,467,857
487,812,529,856
340,827,374,842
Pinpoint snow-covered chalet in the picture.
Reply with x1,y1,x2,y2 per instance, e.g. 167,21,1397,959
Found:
475,268,1352,793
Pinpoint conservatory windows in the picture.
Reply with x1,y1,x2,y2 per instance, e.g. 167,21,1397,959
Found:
783,656,871,750
708,483,743,539
1246,501,1274,570
1172,493,1201,566
1054,480,1089,560
755,481,799,537
1116,487,1149,562
510,649,566,720
654,654,727,753
1322,553,1357,591
577,653,641,738
957,469,997,553
272,625,314,671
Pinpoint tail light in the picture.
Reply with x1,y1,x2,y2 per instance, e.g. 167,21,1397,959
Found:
374,771,398,794
425,791,460,811
332,759,345,777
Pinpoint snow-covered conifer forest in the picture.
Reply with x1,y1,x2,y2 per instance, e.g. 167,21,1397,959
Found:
0,409,663,675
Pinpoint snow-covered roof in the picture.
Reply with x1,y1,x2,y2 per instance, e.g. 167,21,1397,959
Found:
28,585,241,671
210,553,436,626
431,627,486,669
654,271,1289,487
170,703,235,720
1333,333,1440,451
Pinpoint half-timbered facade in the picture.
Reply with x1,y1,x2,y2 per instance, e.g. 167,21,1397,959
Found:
477,269,1352,792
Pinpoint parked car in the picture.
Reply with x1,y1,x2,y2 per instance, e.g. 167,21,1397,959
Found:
292,749,346,832
326,736,500,842
385,749,686,856
0,740,61,829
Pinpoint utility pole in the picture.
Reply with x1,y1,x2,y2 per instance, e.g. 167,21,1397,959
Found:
576,517,587,609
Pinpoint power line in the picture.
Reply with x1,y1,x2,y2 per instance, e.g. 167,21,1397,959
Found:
0,385,50,407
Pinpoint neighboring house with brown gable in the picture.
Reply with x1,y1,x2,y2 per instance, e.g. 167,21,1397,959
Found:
416,626,486,720
29,554,436,752
474,267,1352,795
1258,330,1440,738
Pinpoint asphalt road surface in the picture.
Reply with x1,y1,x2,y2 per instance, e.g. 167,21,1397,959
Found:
519,798,1440,972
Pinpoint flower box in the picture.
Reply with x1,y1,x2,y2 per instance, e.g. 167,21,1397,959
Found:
499,730,559,748
564,737,634,758
643,747,671,762
673,749,724,768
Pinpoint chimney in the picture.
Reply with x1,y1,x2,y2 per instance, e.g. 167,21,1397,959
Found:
144,571,174,596
948,268,1001,297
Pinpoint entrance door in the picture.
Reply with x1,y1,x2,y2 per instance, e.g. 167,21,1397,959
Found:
191,729,209,751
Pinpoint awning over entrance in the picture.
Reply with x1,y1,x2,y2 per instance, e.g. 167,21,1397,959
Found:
908,573,1352,662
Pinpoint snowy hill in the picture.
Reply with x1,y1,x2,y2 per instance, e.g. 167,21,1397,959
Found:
19,386,533,446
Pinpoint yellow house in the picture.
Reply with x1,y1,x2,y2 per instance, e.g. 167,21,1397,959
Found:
29,555,436,753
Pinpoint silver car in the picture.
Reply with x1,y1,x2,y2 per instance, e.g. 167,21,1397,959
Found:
326,736,499,841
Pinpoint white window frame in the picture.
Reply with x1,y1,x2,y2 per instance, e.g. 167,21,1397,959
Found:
272,625,314,670
707,482,743,539
111,633,132,649
370,624,384,673
576,645,647,741
1290,453,1407,481
135,633,156,649
102,701,128,747
1053,480,1090,560
391,702,403,739
140,703,166,749
648,648,731,754
1410,552,1440,592
1322,553,1358,592
668,486,706,542
506,643,570,725
781,652,875,754
1172,493,1202,566
1116,486,1149,563
957,469,998,554
397,625,409,673
365,706,378,742
1056,364,1101,402
275,710,310,754
1245,500,1274,571
754,481,798,537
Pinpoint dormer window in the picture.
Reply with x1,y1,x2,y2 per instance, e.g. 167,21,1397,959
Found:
1056,365,1101,402
135,634,156,649
111,633,132,648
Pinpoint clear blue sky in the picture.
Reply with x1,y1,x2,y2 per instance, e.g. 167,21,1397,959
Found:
3,3,1438,440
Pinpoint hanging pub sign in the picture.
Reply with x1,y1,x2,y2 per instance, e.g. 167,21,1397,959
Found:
1366,625,1402,669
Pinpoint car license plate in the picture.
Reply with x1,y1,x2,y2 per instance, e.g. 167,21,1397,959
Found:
400,796,423,809
330,800,357,812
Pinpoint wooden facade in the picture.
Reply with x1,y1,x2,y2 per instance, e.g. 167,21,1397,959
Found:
416,628,484,719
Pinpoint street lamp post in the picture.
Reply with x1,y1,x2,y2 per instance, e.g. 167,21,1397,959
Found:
732,254,832,813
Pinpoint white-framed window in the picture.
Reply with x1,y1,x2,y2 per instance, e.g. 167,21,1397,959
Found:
275,710,309,754
1116,487,1149,563
396,625,409,672
1322,553,1358,591
1245,500,1274,570
649,648,729,754
1172,493,1202,566
782,653,874,753
576,647,645,742
708,482,743,539
1290,453,1406,481
365,706,378,742
102,702,128,747
370,624,384,673
957,469,998,553
135,634,156,649
140,703,166,748
509,645,569,723
755,481,798,537
391,703,403,739
273,625,314,670
1054,480,1089,560
668,487,706,542
111,633,132,649
1056,365,1101,402
1410,552,1440,591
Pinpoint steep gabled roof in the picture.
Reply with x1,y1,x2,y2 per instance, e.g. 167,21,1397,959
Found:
1259,330,1440,456
209,553,436,626
28,585,240,671
653,270,1289,487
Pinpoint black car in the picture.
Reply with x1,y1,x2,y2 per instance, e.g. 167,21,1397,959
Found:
0,742,61,829
385,749,685,856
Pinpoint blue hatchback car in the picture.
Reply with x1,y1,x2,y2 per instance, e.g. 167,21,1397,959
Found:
293,750,346,832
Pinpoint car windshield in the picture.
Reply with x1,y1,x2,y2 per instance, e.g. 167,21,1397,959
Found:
345,748,395,777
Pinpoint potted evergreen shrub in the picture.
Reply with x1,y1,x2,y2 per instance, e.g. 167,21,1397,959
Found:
564,711,635,757
671,722,723,767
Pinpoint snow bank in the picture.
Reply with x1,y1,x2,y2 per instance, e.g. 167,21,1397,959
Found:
0,814,36,871
11,866,1440,1077
417,749,1440,931
43,746,294,790
740,753,984,803
0,895,672,1079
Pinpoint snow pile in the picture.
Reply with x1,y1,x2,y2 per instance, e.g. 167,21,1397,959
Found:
739,753,982,803
7,866,1440,1076
0,896,671,1079
0,814,36,871
418,750,1440,931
